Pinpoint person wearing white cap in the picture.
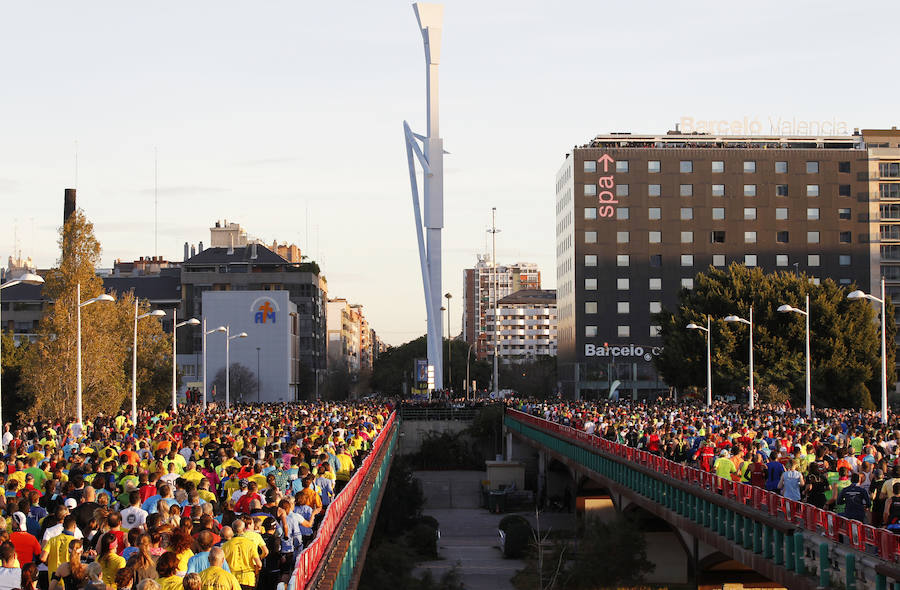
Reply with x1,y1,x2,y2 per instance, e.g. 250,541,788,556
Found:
9,512,40,573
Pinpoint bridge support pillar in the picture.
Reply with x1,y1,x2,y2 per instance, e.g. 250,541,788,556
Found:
506,431,512,461
537,450,546,509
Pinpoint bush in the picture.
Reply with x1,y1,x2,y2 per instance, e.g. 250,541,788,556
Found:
407,523,439,559
499,515,533,558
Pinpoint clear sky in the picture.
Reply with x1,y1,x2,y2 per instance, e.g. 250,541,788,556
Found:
2,1,898,345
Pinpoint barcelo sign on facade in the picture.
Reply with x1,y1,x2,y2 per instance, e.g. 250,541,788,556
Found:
596,154,617,218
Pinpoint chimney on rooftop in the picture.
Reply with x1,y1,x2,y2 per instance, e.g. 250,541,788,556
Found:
190,245,196,257
184,243,189,261
251,243,258,260
198,241,203,253
64,188,76,225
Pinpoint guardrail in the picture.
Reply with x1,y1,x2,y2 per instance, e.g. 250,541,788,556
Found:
398,405,483,421
506,409,900,583
291,411,397,589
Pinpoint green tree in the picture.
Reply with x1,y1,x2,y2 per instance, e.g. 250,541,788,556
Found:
562,516,654,589
653,264,896,409
1,332,34,424
372,335,492,394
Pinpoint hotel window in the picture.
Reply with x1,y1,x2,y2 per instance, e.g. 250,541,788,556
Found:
743,161,756,173
806,161,819,174
584,254,597,267
681,254,694,266
776,207,788,220
649,254,662,267
744,184,757,197
616,184,629,197
649,231,662,243
584,160,596,173
617,255,629,267
586,326,598,337
776,161,788,174
880,163,900,177
840,278,851,285
839,161,851,174
585,302,597,314
807,184,819,197
649,278,662,290
617,207,630,220
649,301,662,314
808,231,820,243
745,254,757,267
807,208,820,220
744,231,757,243
648,207,661,220
584,184,597,196
777,231,789,244
744,207,757,220
680,160,693,173
680,207,693,220
712,184,725,197
712,207,725,220
616,160,629,173
681,278,694,289
585,231,597,243
617,325,630,337
712,161,724,173
840,255,851,266
648,160,660,173
584,207,597,220
776,254,789,267
808,254,820,267
839,184,851,197
681,231,693,243
617,302,630,314
710,231,726,243
617,278,629,290
776,184,789,197
585,278,597,290
650,325,662,337
839,231,851,243
713,254,726,267
881,184,900,199
838,208,851,220
680,184,693,197
648,184,661,197
810,278,821,285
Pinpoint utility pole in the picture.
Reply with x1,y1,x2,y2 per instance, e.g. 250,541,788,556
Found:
488,208,501,397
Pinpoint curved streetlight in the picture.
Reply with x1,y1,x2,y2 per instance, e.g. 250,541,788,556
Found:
0,273,44,443
201,321,226,410
848,278,888,424
686,315,712,407
172,315,200,413
225,328,248,409
131,303,166,424
76,285,115,429
724,306,754,410
778,295,811,419
445,292,453,390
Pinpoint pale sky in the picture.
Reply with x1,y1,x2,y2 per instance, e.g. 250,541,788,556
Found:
2,1,898,345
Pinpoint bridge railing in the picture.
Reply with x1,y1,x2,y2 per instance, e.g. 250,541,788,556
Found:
291,411,397,589
507,408,900,563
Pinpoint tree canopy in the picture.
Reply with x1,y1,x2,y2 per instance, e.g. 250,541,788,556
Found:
652,264,895,409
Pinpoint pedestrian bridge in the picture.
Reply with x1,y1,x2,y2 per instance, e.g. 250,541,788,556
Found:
504,408,900,590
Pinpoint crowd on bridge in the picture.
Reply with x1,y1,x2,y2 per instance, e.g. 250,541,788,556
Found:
0,400,391,590
510,398,900,529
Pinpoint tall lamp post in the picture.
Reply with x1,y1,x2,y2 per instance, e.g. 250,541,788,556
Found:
488,207,501,396
76,284,115,429
172,315,200,413
686,315,712,407
724,306,754,410
848,278,888,424
256,346,261,403
466,343,474,400
778,295,811,419
202,321,226,409
0,272,44,442
131,302,165,424
445,292,452,391
224,326,248,409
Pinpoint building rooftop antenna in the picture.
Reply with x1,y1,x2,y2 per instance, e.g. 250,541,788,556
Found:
154,147,159,258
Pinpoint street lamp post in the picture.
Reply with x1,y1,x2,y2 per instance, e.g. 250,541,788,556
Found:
724,306,754,410
488,208,501,397
131,301,165,424
466,343,474,400
445,292,452,391
172,315,200,413
202,321,226,409
778,295,811,419
76,284,115,429
224,326,248,409
256,347,261,403
686,315,712,407
848,278,888,424
0,272,44,443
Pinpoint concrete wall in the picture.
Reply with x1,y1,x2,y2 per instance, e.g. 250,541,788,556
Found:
398,419,471,455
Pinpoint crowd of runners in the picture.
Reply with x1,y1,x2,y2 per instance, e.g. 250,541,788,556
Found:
0,401,392,590
510,398,900,528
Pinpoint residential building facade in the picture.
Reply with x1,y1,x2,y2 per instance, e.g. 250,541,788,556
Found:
484,289,557,361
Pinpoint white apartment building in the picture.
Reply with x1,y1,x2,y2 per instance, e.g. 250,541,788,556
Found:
484,289,557,361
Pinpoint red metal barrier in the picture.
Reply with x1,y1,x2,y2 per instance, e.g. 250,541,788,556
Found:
292,412,396,590
507,408,897,562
